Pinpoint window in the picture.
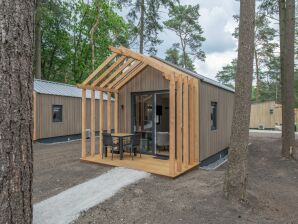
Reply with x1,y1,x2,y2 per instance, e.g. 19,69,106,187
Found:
52,105,63,122
211,102,217,130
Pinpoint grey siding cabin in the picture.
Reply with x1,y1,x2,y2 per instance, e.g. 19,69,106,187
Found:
33,79,114,140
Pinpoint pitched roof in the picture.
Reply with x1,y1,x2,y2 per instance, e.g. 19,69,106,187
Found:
151,56,235,93
34,79,109,100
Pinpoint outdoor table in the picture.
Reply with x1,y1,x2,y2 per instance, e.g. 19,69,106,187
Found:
111,133,134,160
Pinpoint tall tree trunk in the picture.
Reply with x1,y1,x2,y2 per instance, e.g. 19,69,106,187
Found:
280,0,296,158
224,0,255,202
139,0,145,54
0,0,35,223
34,0,42,79
254,50,260,102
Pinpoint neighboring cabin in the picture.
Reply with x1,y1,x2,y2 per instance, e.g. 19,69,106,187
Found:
33,79,114,141
250,101,298,130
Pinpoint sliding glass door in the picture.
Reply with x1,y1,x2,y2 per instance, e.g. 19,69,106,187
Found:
132,91,169,157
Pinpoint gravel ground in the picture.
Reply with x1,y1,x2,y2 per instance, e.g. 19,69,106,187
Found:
72,137,298,224
33,140,110,203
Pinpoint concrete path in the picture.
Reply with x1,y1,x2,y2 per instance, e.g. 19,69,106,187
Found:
249,129,298,139
33,167,150,224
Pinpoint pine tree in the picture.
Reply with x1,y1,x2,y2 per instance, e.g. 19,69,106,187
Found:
164,3,205,68
224,0,256,202
0,0,35,222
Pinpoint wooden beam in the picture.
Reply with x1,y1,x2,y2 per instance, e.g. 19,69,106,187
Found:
169,76,176,176
100,58,134,88
109,46,191,79
114,93,119,133
183,76,189,167
81,89,87,159
189,79,195,165
194,79,200,163
107,92,111,132
115,63,148,90
108,61,141,89
99,91,104,158
91,56,126,87
33,91,37,141
82,53,117,85
91,90,96,156
77,84,118,93
176,75,183,172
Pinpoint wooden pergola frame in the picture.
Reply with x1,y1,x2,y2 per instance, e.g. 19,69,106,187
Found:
78,46,200,177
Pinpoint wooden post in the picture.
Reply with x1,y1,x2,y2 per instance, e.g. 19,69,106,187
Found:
33,91,37,141
169,76,176,176
99,91,104,158
189,79,195,164
183,77,189,168
194,79,200,163
107,92,111,132
176,75,183,172
91,90,96,156
82,89,86,158
114,93,119,133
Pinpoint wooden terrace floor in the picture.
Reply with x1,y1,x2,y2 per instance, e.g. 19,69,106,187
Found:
81,152,199,178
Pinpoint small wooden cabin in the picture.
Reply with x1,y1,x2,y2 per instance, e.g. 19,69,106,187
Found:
33,79,113,140
79,46,234,177
250,101,298,129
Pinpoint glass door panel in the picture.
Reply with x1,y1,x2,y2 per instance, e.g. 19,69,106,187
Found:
133,94,154,154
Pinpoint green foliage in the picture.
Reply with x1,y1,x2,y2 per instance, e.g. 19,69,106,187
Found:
215,59,237,88
165,43,196,72
40,0,131,84
164,3,205,70
117,0,175,54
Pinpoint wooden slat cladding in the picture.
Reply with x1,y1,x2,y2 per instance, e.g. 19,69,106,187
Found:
118,66,169,133
199,82,234,161
35,93,114,139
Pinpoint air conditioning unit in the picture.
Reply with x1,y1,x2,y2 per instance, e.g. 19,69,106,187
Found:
86,129,91,139
258,124,265,130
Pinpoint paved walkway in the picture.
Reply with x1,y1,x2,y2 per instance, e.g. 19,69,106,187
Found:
33,167,150,224
249,129,298,139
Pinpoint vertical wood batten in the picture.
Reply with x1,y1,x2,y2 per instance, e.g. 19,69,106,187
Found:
176,76,183,172
183,77,189,167
99,91,104,158
81,89,86,158
91,90,96,156
189,79,195,164
107,92,111,132
169,76,176,176
114,93,119,133
195,79,200,162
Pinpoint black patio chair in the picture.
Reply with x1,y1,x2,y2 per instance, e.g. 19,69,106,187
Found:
128,133,142,160
102,133,119,160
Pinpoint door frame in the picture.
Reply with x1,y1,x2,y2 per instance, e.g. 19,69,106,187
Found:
131,90,169,156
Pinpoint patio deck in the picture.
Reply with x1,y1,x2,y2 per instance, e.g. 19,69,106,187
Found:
81,152,199,178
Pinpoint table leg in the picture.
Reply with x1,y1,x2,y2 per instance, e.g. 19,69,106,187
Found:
120,137,123,160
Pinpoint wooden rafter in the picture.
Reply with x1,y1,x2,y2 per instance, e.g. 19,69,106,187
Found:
77,84,118,93
108,61,141,89
91,55,126,87
82,53,117,85
100,58,134,88
115,63,148,90
109,46,191,79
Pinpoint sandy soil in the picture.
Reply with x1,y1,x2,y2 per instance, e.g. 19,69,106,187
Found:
33,140,110,203
72,137,298,224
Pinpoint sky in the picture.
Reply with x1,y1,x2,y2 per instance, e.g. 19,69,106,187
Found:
121,0,240,81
